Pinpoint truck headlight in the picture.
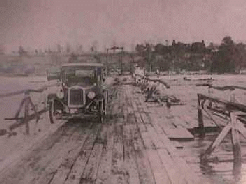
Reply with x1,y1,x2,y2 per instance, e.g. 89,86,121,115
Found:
57,90,64,98
88,91,96,99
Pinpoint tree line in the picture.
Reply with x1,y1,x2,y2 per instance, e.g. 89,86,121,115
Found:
134,36,246,74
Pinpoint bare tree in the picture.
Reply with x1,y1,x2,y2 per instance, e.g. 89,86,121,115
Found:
66,43,71,54
56,44,63,53
77,44,83,54
91,40,98,52
19,46,27,56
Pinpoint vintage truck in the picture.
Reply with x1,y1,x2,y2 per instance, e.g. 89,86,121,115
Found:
47,62,108,123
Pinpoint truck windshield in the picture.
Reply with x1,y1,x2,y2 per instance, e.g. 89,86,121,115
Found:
62,66,97,85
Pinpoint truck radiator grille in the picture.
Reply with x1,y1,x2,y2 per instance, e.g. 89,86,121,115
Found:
69,88,84,106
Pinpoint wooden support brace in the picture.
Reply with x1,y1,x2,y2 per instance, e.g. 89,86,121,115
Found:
9,109,46,131
198,92,245,166
14,97,27,119
27,97,40,123
201,123,231,159
203,109,224,128
10,93,40,134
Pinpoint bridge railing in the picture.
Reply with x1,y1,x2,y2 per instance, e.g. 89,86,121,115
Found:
198,85,246,166
2,82,58,136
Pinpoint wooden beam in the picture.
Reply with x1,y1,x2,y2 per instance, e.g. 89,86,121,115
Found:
198,93,246,113
211,85,246,91
184,77,213,81
146,78,170,88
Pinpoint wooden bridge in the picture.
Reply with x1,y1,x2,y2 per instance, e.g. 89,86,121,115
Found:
0,76,210,184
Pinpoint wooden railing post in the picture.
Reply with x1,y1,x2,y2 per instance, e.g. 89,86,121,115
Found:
230,112,241,164
230,89,236,102
198,95,205,138
24,92,30,135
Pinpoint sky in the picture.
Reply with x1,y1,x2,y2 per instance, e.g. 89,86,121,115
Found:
1,0,246,52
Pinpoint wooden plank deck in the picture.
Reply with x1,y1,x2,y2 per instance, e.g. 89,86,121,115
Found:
75,81,209,184
0,77,210,184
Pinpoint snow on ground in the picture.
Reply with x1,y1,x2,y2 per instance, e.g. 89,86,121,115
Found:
1,73,246,179
145,74,246,183
153,74,246,105
0,75,115,174
0,76,62,173
0,76,55,95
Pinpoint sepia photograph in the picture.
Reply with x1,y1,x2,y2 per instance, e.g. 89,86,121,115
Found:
1,0,246,183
